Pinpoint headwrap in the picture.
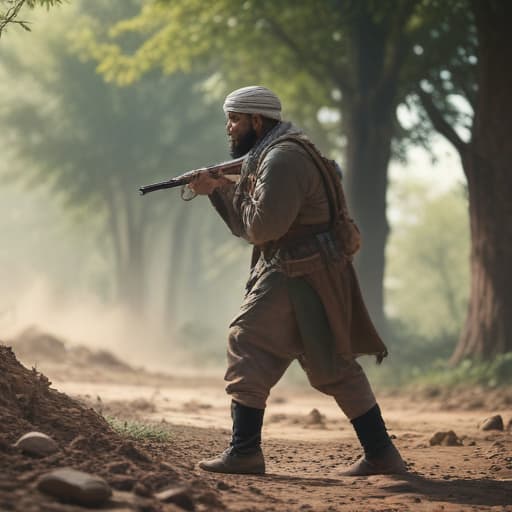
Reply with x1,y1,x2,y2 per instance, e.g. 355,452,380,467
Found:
223,85,282,120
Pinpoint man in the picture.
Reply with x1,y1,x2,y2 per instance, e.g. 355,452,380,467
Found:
190,85,406,476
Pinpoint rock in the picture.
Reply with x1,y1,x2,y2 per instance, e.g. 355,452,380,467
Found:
216,481,231,491
507,418,512,431
14,432,58,457
133,482,152,497
155,486,195,511
304,408,326,429
37,468,112,507
429,430,463,446
480,415,504,431
307,409,324,424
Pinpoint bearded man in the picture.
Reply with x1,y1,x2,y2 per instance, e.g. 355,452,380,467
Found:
190,85,406,477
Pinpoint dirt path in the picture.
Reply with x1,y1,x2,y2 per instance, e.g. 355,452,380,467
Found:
56,377,512,512
3,332,511,512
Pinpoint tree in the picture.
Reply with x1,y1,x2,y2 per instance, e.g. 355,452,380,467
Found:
417,0,512,362
0,2,228,318
82,0,455,332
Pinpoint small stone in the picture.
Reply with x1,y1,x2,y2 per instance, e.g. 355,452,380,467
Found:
133,482,152,497
14,432,58,457
480,415,504,431
105,461,132,474
307,409,325,425
37,468,112,507
117,441,151,462
155,486,195,511
216,481,231,491
429,431,462,446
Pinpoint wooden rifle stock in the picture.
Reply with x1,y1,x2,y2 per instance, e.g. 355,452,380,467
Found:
139,156,244,196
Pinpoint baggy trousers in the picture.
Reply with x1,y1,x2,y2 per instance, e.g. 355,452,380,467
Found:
224,270,377,420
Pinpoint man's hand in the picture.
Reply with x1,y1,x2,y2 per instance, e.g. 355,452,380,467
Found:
189,172,232,195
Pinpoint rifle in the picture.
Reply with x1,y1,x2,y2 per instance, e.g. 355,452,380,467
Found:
139,156,244,199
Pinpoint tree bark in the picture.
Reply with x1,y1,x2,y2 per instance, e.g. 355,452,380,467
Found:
341,4,413,333
344,98,394,333
451,0,512,362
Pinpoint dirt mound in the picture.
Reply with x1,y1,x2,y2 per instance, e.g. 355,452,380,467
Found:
9,325,134,371
0,345,111,445
0,344,223,511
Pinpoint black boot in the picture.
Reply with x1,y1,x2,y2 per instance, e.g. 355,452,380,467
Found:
341,404,406,476
199,401,265,474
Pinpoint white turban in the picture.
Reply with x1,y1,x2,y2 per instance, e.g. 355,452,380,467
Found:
223,85,282,120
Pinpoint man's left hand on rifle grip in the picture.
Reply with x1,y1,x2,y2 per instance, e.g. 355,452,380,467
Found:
189,172,232,195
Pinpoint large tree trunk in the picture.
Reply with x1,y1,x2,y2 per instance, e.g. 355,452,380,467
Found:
344,99,394,333
451,0,512,362
341,4,412,333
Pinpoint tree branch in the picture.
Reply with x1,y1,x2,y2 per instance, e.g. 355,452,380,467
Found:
0,0,28,36
377,0,419,97
262,16,352,95
417,88,468,157
449,66,477,113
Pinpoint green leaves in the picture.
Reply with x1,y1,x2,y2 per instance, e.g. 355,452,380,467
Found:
0,0,63,36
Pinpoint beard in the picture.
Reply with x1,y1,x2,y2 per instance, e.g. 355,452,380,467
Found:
229,126,258,158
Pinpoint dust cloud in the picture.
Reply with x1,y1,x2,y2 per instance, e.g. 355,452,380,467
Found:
0,181,237,376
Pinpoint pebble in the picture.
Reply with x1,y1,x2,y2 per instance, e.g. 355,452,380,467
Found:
155,485,195,511
14,432,58,457
305,408,326,428
480,415,504,431
429,430,462,446
37,468,112,507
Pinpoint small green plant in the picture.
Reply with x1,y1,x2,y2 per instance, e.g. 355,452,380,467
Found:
106,416,171,442
413,353,512,388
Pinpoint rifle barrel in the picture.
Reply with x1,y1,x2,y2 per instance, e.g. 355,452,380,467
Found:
138,156,244,196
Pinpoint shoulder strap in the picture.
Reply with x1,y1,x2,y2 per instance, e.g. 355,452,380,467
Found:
261,134,347,228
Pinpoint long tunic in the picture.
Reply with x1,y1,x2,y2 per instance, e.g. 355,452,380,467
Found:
209,133,387,375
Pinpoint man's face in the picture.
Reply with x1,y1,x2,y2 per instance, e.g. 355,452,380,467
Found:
226,112,258,158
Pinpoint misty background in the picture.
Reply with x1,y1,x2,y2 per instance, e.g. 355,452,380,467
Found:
0,1,470,382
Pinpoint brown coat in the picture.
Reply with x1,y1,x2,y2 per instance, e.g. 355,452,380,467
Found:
209,129,387,365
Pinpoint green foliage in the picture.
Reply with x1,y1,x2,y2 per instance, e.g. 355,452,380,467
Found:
76,1,417,154
386,180,470,339
363,349,512,390
361,323,457,388
359,178,471,388
80,0,476,161
413,353,512,388
0,0,232,309
106,416,171,442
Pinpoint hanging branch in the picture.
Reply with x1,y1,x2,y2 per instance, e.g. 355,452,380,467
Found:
417,87,468,157
0,0,62,37
0,0,29,36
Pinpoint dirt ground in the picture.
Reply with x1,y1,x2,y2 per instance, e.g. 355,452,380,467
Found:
1,330,512,512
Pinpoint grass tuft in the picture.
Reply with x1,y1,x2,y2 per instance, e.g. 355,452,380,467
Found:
106,416,171,442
